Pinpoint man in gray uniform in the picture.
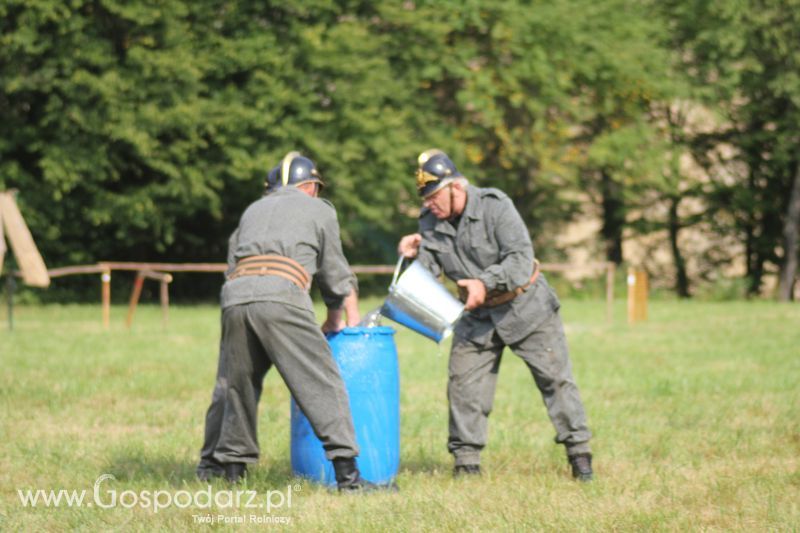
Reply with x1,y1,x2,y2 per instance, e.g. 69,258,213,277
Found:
197,152,373,490
398,149,593,481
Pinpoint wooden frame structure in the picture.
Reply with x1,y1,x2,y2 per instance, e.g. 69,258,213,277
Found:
40,260,617,329
1,190,50,330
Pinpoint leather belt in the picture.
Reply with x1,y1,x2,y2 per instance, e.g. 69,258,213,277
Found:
460,260,541,308
227,254,311,290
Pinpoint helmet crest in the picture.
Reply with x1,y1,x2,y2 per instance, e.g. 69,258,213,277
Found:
264,152,324,193
415,149,462,198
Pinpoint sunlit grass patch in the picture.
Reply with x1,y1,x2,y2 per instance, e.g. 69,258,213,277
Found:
1,298,798,530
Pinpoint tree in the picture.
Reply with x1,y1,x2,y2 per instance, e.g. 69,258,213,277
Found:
388,0,674,265
666,0,800,298
780,166,800,299
0,0,233,267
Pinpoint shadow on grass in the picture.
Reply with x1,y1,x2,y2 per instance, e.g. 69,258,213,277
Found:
398,457,450,476
104,452,301,488
104,453,198,487
105,452,453,490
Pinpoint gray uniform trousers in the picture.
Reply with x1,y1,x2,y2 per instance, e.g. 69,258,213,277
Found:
448,310,591,466
198,301,358,475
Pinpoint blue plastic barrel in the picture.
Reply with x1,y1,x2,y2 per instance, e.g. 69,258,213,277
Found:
290,326,399,485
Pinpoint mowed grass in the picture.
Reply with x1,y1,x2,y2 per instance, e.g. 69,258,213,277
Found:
1,298,798,531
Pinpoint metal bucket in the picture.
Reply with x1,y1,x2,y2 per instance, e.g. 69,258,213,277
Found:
381,257,463,343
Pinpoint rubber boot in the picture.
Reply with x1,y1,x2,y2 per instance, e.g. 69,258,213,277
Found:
568,453,593,482
333,458,379,493
224,462,247,484
453,464,481,477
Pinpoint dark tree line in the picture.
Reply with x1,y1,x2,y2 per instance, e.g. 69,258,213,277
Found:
1,0,798,300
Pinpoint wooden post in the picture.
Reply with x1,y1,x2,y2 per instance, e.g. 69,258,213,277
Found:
606,262,615,323
101,269,111,330
126,272,145,329
0,191,49,287
159,275,172,328
125,270,172,329
5,271,14,331
627,267,648,324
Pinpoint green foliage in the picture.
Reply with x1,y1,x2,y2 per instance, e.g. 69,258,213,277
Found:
1,0,798,300
664,0,800,294
1,0,230,267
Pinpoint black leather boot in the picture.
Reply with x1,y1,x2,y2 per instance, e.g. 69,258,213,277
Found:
197,458,225,482
453,464,481,477
333,458,378,493
197,467,222,482
568,453,593,482
223,462,247,484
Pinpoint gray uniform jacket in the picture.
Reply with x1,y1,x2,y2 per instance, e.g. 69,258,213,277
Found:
416,185,561,346
221,187,357,311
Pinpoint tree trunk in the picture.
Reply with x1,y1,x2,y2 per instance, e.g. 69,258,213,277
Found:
668,196,691,298
601,169,624,264
744,170,762,297
748,252,765,297
778,164,800,301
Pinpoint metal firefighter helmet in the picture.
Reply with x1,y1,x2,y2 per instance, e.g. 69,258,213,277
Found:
415,149,462,198
264,151,325,192
264,163,281,193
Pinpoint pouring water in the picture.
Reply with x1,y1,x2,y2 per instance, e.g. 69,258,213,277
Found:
358,307,384,328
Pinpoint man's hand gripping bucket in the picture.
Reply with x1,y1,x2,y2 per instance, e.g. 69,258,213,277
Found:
380,257,464,343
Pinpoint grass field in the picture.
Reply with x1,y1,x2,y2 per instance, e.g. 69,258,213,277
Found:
1,297,798,531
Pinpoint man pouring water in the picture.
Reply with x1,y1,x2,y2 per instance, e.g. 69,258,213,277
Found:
397,149,594,481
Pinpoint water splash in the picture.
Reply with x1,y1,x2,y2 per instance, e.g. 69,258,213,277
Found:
358,307,384,328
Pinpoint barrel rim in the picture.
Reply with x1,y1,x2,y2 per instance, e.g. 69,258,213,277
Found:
332,326,396,335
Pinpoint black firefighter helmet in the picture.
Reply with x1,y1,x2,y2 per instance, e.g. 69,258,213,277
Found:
415,149,462,198
264,151,325,193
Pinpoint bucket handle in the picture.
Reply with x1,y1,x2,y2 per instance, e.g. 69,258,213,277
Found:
390,256,410,287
